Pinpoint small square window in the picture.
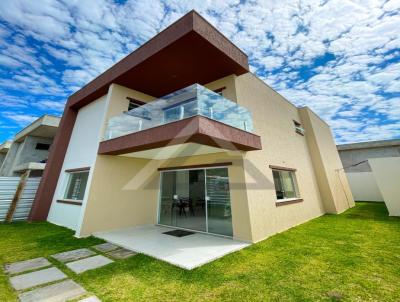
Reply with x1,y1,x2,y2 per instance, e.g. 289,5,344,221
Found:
293,120,305,135
64,171,89,201
272,169,300,200
36,143,50,150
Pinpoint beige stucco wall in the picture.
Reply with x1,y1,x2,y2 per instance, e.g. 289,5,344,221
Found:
233,73,328,242
346,172,383,201
77,155,159,237
299,107,354,214
78,151,253,241
369,157,400,216
204,74,237,102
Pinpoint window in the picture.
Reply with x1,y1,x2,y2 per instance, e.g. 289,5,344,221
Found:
293,120,305,136
64,170,89,201
272,169,299,200
126,97,145,111
213,87,226,95
36,143,50,150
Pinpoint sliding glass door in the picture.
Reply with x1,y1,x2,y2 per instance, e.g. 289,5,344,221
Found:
158,167,233,237
159,169,206,232
206,168,232,236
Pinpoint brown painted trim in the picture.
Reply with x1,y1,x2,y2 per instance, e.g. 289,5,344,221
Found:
98,116,262,155
158,162,232,171
275,198,303,207
65,167,90,173
126,97,146,106
29,105,78,221
269,165,297,172
56,200,83,206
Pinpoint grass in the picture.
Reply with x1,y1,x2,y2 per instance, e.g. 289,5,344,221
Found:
1,202,399,301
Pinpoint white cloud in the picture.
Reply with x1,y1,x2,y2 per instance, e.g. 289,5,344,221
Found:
0,0,398,143
2,112,38,126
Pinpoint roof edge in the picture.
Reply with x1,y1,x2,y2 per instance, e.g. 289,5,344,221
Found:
337,139,400,150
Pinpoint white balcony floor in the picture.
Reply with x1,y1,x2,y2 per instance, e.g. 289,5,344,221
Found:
94,225,250,270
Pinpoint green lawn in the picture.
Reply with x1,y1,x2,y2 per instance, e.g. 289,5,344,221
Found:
1,202,399,301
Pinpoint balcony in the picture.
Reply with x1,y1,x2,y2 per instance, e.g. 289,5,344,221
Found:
99,84,261,158
105,84,254,140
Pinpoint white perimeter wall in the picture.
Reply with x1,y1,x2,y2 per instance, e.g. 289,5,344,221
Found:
369,157,400,216
47,96,107,231
346,172,383,202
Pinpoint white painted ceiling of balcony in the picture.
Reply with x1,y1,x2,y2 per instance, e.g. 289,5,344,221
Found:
119,143,241,160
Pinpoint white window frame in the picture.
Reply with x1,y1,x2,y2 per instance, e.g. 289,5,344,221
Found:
272,169,300,202
63,169,90,202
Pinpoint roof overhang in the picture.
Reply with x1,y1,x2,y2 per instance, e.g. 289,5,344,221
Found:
98,116,261,157
0,141,11,154
69,10,249,109
14,115,60,143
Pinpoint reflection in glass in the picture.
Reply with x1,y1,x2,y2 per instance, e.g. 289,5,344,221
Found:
158,167,233,237
206,168,233,237
105,84,254,140
159,170,206,232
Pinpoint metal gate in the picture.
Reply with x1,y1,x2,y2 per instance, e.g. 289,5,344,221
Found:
0,177,41,222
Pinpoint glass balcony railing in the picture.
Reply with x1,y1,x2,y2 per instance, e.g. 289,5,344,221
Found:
104,84,254,140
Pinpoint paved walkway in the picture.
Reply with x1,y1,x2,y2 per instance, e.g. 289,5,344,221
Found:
3,242,136,301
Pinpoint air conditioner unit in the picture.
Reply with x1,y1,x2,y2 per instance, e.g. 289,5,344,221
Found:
295,126,305,135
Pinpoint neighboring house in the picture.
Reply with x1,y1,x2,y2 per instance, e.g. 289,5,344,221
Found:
0,141,11,168
29,11,354,243
0,115,61,177
337,139,400,202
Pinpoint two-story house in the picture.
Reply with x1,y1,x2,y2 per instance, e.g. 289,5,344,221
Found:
29,11,354,246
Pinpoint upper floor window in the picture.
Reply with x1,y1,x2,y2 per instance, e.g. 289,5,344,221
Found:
213,87,226,96
127,97,145,111
271,167,299,200
64,169,89,201
35,143,50,150
293,120,305,136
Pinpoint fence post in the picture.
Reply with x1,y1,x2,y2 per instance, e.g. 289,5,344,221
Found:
5,170,31,223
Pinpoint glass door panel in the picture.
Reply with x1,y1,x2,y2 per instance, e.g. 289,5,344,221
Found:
206,168,233,236
159,170,206,232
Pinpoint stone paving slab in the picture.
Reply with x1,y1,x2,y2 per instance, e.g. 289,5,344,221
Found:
66,255,113,274
106,248,137,259
10,267,67,291
79,296,101,302
92,242,119,253
18,279,86,302
51,248,96,263
4,257,51,275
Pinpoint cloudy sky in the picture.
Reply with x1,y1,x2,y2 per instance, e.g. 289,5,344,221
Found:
0,0,399,144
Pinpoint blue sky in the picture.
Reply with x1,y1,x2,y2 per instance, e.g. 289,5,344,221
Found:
0,0,399,144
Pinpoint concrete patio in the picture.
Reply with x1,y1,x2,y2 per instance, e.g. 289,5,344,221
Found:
94,225,250,270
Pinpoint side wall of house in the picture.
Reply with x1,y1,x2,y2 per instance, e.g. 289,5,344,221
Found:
369,157,400,216
47,96,108,230
345,172,383,201
234,73,327,242
299,107,354,213
0,142,20,176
